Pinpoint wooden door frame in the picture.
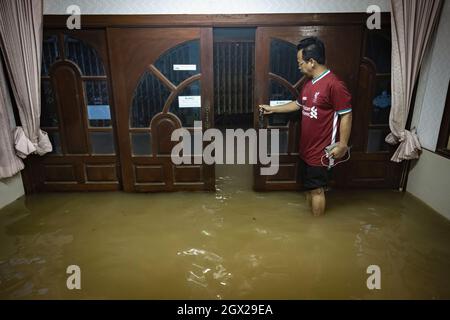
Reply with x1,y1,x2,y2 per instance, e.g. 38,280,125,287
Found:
43,13,390,29
35,13,398,193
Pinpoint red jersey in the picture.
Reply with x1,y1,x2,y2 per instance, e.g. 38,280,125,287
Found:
296,70,352,166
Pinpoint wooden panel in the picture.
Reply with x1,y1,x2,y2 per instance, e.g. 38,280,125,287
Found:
85,164,118,182
338,160,391,188
151,114,180,155
333,152,402,188
134,165,165,184
173,165,203,183
266,163,297,182
44,164,76,182
51,62,89,154
199,28,216,190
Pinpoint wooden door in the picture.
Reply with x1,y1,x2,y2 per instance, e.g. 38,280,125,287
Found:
107,28,215,192
22,30,121,192
254,26,365,191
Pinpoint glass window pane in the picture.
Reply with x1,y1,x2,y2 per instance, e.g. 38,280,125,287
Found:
84,80,111,127
371,77,391,125
279,130,289,154
366,32,391,74
268,80,297,127
267,129,289,154
90,131,115,154
169,80,201,127
48,131,62,154
131,132,152,156
40,80,59,127
367,129,389,152
270,39,302,84
130,70,171,128
64,35,105,76
42,35,59,76
154,40,200,85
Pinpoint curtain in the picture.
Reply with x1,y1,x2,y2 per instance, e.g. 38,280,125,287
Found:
0,54,24,178
386,0,443,162
0,0,51,160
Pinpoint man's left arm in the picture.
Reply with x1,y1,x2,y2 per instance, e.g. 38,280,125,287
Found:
329,79,353,159
330,112,352,159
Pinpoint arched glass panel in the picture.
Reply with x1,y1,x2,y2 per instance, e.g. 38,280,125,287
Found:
168,80,201,127
366,32,391,74
64,35,105,76
40,80,58,127
130,70,171,128
270,39,302,85
84,80,111,127
154,40,200,86
268,80,297,127
42,35,59,76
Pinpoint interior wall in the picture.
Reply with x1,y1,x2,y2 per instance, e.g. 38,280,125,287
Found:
407,0,450,220
0,174,25,210
407,150,450,219
43,0,390,14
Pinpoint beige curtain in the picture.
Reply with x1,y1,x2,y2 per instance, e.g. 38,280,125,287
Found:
0,55,24,178
386,0,443,162
0,0,51,160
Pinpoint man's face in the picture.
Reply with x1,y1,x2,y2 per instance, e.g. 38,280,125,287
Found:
297,50,313,77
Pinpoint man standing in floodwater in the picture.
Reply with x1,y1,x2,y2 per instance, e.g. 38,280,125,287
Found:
259,37,352,216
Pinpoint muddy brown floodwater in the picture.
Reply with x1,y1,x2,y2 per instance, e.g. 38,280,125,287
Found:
1,164,450,299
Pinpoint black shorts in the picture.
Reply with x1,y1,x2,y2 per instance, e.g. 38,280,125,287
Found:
298,159,332,190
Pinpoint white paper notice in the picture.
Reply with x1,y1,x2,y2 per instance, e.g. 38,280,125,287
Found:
173,64,197,71
178,96,201,108
270,100,292,106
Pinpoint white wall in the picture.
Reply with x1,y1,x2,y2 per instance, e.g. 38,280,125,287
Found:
407,150,450,219
407,0,450,220
43,0,390,15
0,174,25,210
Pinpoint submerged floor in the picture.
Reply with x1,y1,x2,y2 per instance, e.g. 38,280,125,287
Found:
1,164,450,299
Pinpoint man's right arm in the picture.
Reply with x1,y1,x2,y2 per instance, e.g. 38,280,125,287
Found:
259,101,301,114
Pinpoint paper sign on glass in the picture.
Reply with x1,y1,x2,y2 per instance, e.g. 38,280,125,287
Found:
270,100,292,106
178,96,201,108
173,64,197,71
87,105,111,120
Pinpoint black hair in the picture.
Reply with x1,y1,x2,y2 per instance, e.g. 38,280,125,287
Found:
297,37,326,65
